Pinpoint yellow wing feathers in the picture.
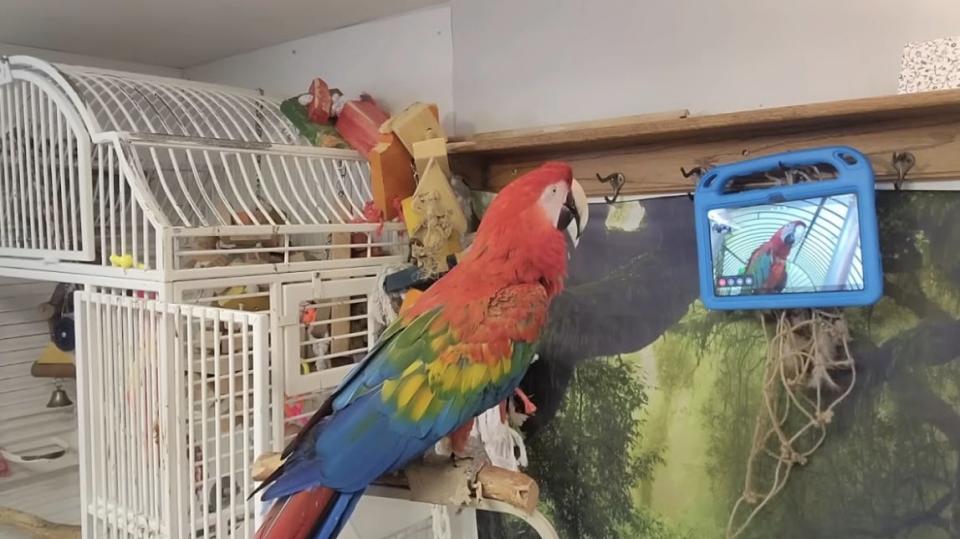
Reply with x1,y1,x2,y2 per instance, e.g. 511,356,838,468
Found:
380,341,515,423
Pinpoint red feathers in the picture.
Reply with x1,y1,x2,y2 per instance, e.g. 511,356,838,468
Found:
406,162,573,323
256,487,336,539
746,220,806,292
479,161,572,231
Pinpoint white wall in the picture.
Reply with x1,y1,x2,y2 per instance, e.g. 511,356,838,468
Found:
186,5,456,133
0,42,181,77
11,1,960,135
450,0,960,133
0,278,81,529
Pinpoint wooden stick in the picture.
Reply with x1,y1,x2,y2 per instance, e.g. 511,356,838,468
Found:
251,451,282,481
251,452,541,513
0,507,81,539
476,464,539,514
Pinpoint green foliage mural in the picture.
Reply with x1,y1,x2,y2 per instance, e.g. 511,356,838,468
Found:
481,192,960,539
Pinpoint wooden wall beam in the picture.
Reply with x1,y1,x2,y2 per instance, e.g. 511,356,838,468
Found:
449,90,960,195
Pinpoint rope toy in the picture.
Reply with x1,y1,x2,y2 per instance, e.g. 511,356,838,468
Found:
726,309,856,538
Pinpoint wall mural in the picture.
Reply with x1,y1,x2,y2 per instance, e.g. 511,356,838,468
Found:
479,191,960,539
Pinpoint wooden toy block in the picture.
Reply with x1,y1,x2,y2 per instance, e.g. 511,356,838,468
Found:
402,194,461,262
401,196,421,237
386,102,445,156
415,159,468,237
331,231,352,260
412,137,451,178
337,99,390,155
369,133,416,220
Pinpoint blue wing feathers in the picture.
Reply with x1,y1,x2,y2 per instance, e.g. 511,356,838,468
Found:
263,308,538,520
314,490,364,539
330,312,438,411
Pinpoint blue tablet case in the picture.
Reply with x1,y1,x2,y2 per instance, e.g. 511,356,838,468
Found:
694,146,883,310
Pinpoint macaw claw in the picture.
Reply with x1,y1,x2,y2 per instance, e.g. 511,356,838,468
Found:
514,388,537,415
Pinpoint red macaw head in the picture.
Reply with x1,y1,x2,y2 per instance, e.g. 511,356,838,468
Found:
478,161,586,243
416,162,586,305
777,220,807,247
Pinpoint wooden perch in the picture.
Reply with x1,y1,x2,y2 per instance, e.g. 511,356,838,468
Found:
30,362,76,379
251,451,540,514
0,507,81,539
474,464,539,514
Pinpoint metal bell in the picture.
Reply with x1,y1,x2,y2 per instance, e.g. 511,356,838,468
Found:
46,381,73,408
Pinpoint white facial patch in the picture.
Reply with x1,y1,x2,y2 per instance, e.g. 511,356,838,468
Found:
537,181,569,226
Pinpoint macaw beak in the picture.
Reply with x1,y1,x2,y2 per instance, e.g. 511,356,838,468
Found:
558,179,588,246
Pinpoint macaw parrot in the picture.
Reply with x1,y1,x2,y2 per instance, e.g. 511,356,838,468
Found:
254,162,588,539
745,220,806,293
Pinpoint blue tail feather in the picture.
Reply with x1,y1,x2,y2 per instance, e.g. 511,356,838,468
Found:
315,490,364,539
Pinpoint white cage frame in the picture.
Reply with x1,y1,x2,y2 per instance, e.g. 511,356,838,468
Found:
0,55,559,539
0,55,405,288
0,55,412,539
75,292,270,539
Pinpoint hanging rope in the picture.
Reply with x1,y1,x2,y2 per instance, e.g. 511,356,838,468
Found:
726,309,856,538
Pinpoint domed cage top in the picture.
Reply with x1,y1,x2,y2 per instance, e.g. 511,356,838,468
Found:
0,55,406,283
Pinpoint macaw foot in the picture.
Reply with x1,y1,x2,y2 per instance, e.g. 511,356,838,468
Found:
514,388,537,415
471,480,484,503
449,418,475,457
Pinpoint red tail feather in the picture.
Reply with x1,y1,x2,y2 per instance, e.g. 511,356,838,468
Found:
255,487,336,539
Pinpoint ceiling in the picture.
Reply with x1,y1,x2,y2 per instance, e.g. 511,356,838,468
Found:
0,0,446,68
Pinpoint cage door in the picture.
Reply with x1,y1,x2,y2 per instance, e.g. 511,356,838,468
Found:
1,63,96,261
74,291,270,539
281,277,376,397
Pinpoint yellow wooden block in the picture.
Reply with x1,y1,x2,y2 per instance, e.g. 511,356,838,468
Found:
37,343,74,365
401,196,422,237
415,160,468,236
412,137,450,178
402,194,461,263
387,102,445,156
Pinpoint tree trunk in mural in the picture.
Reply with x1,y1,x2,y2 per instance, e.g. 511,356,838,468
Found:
521,199,700,435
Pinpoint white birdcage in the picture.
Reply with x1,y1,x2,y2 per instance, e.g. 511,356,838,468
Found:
0,55,408,539
0,55,563,539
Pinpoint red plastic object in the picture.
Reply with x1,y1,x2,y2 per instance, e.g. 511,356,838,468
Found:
336,100,389,155
306,79,333,125
301,307,317,325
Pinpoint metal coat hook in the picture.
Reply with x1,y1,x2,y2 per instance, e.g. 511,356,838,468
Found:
680,166,707,201
892,151,916,191
596,172,625,204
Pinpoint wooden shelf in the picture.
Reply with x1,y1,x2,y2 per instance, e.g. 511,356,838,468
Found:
449,89,960,196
